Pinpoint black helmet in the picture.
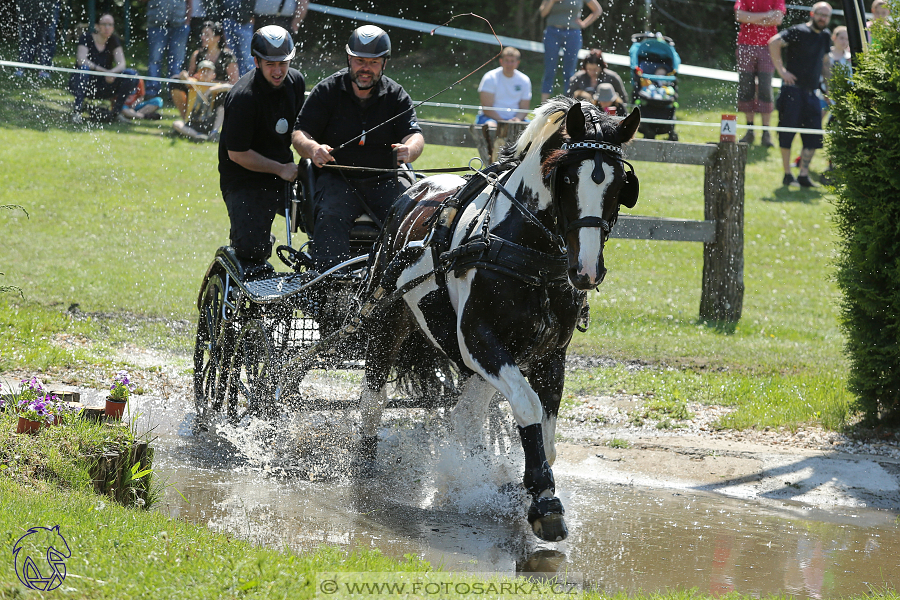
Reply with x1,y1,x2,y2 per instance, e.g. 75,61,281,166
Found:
346,25,391,59
251,25,296,62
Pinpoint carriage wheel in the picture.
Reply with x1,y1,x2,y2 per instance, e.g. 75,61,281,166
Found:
193,276,233,431
231,319,276,419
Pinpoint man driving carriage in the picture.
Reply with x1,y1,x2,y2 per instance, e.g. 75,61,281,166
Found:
291,25,425,272
218,25,305,277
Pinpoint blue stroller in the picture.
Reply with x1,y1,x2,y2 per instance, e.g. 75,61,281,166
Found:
629,32,681,141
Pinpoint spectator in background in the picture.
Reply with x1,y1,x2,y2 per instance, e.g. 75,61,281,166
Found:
476,47,532,128
173,60,230,141
568,48,628,105
735,0,785,147
144,0,190,100
539,0,603,103
768,1,832,188
68,13,138,124
14,0,60,79
121,79,164,120
188,0,218,50
253,0,309,34
221,0,255,75
820,25,850,180
866,0,891,46
594,83,627,116
171,21,238,120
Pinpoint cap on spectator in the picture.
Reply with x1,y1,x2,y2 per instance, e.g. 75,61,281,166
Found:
595,83,619,103
197,60,215,72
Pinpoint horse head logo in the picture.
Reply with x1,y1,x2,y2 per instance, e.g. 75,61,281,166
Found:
12,525,71,591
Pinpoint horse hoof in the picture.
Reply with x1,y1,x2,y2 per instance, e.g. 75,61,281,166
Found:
531,512,568,542
528,496,568,542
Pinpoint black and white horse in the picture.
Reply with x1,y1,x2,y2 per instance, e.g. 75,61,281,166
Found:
358,97,640,541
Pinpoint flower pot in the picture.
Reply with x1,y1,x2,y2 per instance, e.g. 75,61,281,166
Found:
105,398,127,420
16,416,42,434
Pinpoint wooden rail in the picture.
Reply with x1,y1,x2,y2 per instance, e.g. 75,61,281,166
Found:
418,120,746,323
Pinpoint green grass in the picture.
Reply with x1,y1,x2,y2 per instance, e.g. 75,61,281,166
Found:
0,405,150,497
0,54,853,433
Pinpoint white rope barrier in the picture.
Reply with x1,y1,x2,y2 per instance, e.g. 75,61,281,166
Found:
0,57,829,135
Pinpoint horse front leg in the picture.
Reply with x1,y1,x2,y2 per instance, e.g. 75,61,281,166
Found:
357,302,409,475
449,375,495,454
459,333,568,542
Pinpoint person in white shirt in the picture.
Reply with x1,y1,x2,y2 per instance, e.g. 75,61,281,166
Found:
476,47,532,128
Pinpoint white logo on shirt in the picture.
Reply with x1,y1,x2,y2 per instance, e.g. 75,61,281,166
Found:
275,118,289,134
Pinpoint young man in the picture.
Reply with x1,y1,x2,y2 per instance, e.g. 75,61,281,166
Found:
768,1,832,188
735,0,785,146
218,26,305,273
476,46,532,128
291,25,424,271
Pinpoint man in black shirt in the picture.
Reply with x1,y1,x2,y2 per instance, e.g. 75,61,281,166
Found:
218,25,305,272
769,2,832,188
292,25,424,270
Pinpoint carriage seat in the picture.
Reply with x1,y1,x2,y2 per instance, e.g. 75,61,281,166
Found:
293,158,397,256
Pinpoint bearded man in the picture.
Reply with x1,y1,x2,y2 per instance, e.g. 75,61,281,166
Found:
292,25,424,270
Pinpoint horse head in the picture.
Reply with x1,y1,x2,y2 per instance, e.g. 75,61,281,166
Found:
539,99,640,290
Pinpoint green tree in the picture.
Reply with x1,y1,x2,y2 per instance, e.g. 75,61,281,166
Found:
829,2,900,425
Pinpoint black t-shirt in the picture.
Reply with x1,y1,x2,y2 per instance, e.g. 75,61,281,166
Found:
218,67,305,192
78,32,121,70
293,69,422,174
781,23,831,90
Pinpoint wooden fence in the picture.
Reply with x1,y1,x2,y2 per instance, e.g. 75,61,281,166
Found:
418,120,747,324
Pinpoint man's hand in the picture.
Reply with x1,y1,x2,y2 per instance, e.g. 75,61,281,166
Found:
278,162,299,182
779,68,797,86
391,143,411,164
310,144,335,168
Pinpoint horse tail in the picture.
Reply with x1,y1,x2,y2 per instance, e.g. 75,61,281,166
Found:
391,329,459,407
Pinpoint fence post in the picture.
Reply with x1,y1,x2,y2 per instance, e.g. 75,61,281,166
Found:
700,141,747,324
470,121,529,164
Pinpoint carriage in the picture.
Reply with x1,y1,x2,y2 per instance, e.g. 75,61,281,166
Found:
191,158,389,429
192,98,642,542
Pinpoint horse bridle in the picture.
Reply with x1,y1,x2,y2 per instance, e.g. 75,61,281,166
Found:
470,137,638,255
550,140,637,240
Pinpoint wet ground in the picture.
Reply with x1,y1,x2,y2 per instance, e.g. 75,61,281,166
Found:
48,363,900,598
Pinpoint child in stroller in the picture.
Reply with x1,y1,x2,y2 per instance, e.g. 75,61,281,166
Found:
629,32,680,141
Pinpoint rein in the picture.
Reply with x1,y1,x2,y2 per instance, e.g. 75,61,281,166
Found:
320,164,473,175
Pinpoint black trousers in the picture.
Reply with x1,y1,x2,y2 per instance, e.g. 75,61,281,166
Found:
311,171,411,269
222,186,284,264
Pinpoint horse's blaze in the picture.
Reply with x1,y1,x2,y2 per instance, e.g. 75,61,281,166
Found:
573,162,612,286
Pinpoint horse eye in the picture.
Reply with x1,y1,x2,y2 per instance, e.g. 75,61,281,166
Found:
563,176,572,184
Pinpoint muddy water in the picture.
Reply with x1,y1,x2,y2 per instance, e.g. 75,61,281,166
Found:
135,386,900,599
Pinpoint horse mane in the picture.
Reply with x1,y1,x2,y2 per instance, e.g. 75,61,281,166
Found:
498,96,621,164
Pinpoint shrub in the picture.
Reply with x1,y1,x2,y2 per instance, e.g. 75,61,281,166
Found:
829,5,900,425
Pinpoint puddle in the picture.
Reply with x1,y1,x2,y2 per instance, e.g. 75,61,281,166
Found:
131,383,900,599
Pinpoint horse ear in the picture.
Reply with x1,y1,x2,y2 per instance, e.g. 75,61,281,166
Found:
617,107,641,143
566,102,586,140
